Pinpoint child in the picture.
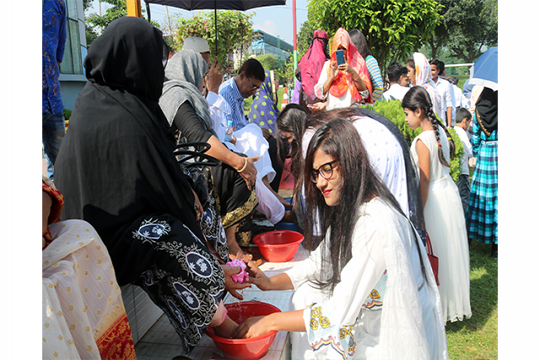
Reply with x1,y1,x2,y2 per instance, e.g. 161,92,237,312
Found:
402,86,471,323
454,108,473,216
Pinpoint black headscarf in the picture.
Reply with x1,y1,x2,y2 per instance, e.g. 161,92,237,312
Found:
475,88,498,137
55,16,201,243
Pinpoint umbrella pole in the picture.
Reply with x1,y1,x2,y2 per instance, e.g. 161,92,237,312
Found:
214,1,218,57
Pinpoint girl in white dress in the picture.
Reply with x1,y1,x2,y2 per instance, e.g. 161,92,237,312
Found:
232,119,448,359
402,86,472,323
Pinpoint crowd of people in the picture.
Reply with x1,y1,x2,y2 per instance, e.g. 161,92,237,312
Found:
42,8,497,359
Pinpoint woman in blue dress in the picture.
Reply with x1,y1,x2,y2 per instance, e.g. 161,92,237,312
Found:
467,87,498,258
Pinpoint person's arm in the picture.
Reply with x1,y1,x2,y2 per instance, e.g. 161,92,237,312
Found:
42,190,53,249
416,139,431,209
238,214,386,340
320,61,338,96
339,61,368,91
445,83,453,127
248,266,294,291
174,101,259,190
366,56,384,101
231,309,306,339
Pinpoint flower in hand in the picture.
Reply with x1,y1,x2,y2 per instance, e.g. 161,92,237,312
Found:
226,259,249,283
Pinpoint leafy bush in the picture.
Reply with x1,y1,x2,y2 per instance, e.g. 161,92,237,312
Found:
63,109,72,120
368,100,464,182
255,54,280,71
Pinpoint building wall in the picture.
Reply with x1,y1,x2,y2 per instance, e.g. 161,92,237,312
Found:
59,0,87,111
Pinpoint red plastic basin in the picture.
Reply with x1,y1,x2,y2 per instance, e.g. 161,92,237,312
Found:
206,301,282,360
252,230,304,262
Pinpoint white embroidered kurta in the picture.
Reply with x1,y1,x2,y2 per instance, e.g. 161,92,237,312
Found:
285,198,448,360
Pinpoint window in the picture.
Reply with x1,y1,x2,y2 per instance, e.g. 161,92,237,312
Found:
60,0,83,75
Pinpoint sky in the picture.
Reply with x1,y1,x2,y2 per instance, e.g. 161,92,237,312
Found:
89,0,309,46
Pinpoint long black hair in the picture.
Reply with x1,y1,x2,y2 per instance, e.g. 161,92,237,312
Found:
402,86,455,167
349,29,372,59
304,119,406,293
276,104,324,214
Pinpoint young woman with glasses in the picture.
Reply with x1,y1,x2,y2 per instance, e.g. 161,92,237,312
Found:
235,119,448,360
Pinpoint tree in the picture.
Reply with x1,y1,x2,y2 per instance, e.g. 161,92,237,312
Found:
255,54,279,71
296,14,318,58
307,0,442,72
444,0,497,63
85,0,159,47
426,0,498,63
170,10,254,66
83,0,99,46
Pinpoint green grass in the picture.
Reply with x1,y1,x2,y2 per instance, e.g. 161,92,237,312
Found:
446,240,498,359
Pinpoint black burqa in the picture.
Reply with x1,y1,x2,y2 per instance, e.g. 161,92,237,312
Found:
55,17,201,277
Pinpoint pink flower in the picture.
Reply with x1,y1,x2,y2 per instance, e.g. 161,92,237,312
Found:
225,259,249,283
204,25,208,31
202,19,206,24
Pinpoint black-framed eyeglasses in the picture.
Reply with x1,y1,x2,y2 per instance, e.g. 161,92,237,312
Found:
247,77,261,91
311,160,339,183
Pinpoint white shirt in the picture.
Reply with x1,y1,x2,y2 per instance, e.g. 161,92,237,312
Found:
454,126,473,175
382,83,410,102
434,77,453,124
452,85,468,109
206,91,229,142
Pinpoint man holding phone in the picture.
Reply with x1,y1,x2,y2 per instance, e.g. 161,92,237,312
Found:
314,28,372,111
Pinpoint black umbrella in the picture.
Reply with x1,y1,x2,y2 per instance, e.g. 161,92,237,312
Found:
144,0,287,55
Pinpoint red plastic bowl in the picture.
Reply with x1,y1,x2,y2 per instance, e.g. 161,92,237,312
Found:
206,301,282,360
252,230,304,262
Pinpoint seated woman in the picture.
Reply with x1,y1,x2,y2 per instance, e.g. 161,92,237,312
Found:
276,104,424,237
314,28,372,111
159,49,269,259
54,17,248,353
42,177,136,359
236,119,448,359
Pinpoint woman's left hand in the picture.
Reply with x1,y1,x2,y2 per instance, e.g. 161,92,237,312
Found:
337,61,354,75
231,315,274,339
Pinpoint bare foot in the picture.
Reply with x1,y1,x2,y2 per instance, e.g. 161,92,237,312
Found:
213,316,239,339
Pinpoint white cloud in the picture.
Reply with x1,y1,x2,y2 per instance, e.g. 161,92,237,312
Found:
253,20,278,36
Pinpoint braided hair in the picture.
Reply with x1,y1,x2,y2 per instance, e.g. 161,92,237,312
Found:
402,86,455,167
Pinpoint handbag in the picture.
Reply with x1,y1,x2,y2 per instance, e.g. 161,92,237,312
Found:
425,233,440,286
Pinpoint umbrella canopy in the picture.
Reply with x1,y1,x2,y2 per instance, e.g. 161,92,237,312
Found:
145,0,286,11
469,46,498,91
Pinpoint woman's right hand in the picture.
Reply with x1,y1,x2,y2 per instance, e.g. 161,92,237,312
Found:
329,61,339,80
237,156,259,190
247,263,271,291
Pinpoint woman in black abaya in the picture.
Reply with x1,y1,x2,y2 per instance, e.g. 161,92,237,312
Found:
54,17,245,352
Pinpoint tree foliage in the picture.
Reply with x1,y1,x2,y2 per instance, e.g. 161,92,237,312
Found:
426,0,498,63
170,10,254,66
296,14,318,58
255,54,280,71
85,0,159,47
307,0,442,72
368,99,464,182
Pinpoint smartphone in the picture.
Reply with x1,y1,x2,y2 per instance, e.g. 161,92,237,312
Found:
335,50,345,66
